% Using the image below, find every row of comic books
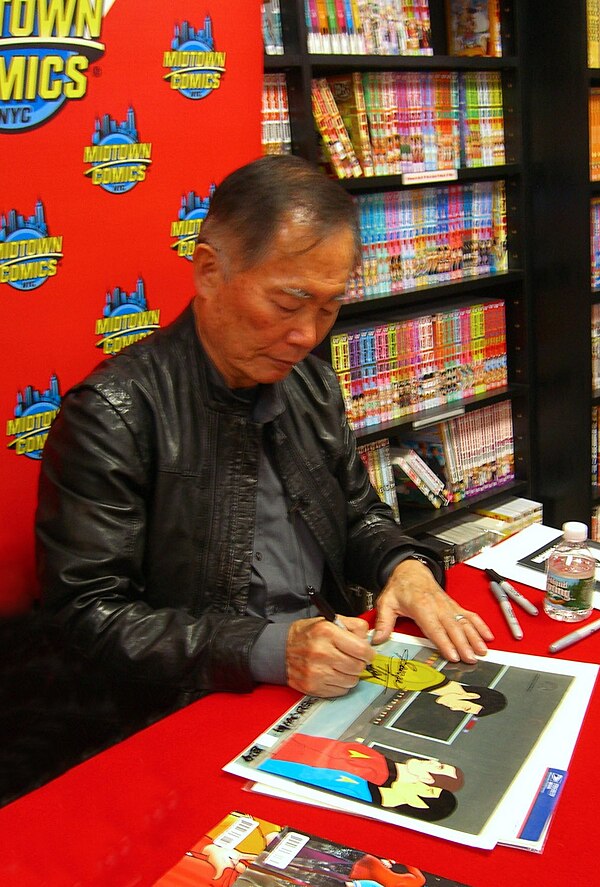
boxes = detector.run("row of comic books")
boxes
[399,401,515,504]
[346,180,508,302]
[358,402,514,514]
[262,74,292,156]
[312,71,505,180]
[153,810,472,886]
[303,0,433,56]
[329,300,507,431]
[262,0,502,59]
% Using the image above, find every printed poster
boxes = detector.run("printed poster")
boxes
[224,633,598,850]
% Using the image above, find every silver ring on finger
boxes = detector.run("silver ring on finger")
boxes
[453,613,467,623]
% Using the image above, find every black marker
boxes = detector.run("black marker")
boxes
[307,586,348,631]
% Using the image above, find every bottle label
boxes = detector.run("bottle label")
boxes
[545,571,595,609]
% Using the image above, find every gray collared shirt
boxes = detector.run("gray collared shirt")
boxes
[206,363,323,684]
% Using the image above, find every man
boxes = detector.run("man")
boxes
[36,155,491,724]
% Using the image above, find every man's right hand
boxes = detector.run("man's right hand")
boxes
[285,616,374,697]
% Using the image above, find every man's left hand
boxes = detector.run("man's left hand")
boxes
[371,559,494,663]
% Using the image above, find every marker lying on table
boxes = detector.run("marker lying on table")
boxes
[307,586,348,631]
[485,568,539,616]
[549,616,600,654]
[488,576,524,640]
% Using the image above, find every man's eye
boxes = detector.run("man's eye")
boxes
[275,302,298,314]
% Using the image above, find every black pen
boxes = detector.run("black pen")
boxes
[307,586,348,631]
[485,568,539,616]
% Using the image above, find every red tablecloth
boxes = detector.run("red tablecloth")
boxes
[0,562,598,887]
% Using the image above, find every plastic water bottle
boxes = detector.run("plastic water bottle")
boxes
[544,522,596,621]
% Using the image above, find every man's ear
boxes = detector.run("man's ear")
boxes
[193,242,223,298]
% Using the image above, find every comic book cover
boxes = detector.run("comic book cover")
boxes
[240,825,472,887]
[153,811,282,886]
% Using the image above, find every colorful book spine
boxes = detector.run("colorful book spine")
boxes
[262,0,284,54]
[589,0,600,68]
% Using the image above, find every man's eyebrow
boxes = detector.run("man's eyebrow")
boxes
[281,286,311,299]
[281,286,346,302]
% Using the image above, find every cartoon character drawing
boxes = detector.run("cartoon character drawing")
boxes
[361,656,507,717]
[258,734,463,822]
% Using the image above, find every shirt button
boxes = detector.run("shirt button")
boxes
[255,551,262,561]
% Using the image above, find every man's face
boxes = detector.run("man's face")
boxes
[193,218,356,388]
[404,757,458,784]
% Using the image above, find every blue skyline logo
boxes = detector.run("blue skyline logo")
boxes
[170,185,215,260]
[83,106,153,194]
[0,200,63,291]
[1,0,106,133]
[95,277,161,355]
[163,14,226,100]
[6,374,61,460]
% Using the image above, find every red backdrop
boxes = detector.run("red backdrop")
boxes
[0,0,262,612]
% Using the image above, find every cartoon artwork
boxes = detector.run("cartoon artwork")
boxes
[258,734,463,822]
[224,634,593,849]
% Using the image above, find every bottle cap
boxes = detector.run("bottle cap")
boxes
[562,521,588,542]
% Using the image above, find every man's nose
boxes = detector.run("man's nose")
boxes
[286,313,319,350]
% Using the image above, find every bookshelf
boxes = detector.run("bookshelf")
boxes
[522,0,594,531]
[264,0,533,535]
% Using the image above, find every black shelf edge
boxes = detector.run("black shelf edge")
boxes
[307,54,519,72]
[338,270,525,320]
[264,53,303,69]
[399,479,529,536]
[353,385,527,445]
[337,165,520,194]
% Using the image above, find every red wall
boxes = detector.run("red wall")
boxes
[0,0,262,612]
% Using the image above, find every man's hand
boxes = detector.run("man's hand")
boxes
[372,559,494,663]
[286,616,374,698]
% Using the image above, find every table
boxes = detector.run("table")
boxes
[0,562,598,887]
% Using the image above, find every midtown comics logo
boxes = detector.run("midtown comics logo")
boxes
[170,185,215,260]
[162,13,226,99]
[6,373,61,460]
[83,106,152,194]
[0,0,106,133]
[0,200,63,290]
[95,276,160,355]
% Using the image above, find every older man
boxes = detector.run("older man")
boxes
[36,155,491,722]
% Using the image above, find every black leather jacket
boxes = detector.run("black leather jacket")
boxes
[36,304,443,709]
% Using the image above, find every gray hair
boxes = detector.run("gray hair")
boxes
[197,155,361,273]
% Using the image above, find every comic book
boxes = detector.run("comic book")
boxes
[153,810,473,887]
[153,811,282,886]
